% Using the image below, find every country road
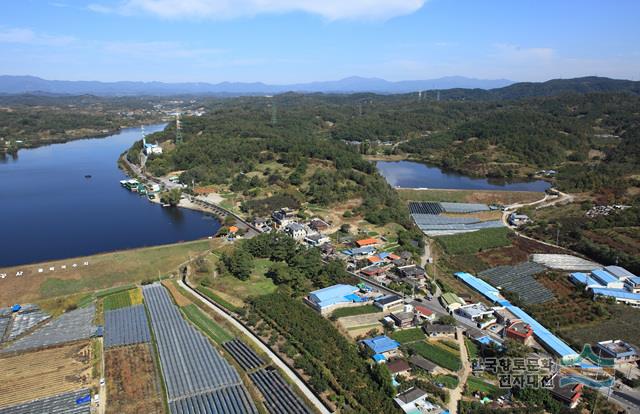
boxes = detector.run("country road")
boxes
[177,279,333,414]
[447,327,472,414]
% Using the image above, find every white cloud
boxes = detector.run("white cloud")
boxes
[88,0,426,21]
[0,27,75,46]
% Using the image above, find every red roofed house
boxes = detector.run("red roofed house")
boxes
[228,226,239,234]
[388,253,401,261]
[505,320,533,344]
[414,305,435,322]
[368,256,382,264]
[386,358,411,376]
[361,267,385,277]
[356,238,379,247]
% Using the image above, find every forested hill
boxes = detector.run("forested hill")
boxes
[433,76,640,101]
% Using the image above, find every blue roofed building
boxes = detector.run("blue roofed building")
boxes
[569,272,602,289]
[624,276,640,294]
[305,284,368,315]
[591,287,640,307]
[362,335,401,360]
[591,269,625,289]
[454,271,578,361]
[604,265,637,281]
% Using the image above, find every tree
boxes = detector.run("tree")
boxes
[222,248,254,280]
[160,188,182,206]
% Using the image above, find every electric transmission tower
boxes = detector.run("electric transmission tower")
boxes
[175,112,183,144]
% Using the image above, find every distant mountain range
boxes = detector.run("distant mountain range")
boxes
[1,75,639,99]
[0,75,514,96]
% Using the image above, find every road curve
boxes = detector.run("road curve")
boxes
[177,279,333,414]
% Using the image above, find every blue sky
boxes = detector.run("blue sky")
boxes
[1,0,639,83]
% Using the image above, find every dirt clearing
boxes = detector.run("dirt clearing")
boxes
[105,343,164,414]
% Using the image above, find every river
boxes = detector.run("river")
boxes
[0,124,220,267]
[376,160,551,192]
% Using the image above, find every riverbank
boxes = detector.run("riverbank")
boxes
[1,118,162,155]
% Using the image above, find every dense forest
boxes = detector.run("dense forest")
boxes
[139,78,639,198]
[143,95,413,227]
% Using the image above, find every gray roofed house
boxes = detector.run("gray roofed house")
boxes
[395,387,426,404]
[423,324,456,337]
[409,355,439,373]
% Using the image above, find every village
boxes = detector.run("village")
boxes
[219,203,640,414]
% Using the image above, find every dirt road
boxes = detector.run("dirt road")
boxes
[177,279,332,414]
[447,327,472,414]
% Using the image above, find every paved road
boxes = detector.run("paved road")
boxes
[177,279,333,414]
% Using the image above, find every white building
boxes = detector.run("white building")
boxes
[458,303,494,322]
[305,233,330,247]
[284,222,306,241]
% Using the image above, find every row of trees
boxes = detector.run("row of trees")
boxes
[250,292,401,413]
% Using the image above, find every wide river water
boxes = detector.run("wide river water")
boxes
[0,124,220,267]
[377,160,551,192]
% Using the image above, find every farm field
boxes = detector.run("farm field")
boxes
[397,188,542,205]
[390,328,425,344]
[199,258,277,307]
[105,343,164,414]
[0,342,92,408]
[103,288,142,311]
[336,312,385,339]
[465,376,503,398]
[436,227,511,255]
[331,304,381,318]
[476,235,565,267]
[435,374,459,389]
[407,340,461,372]
[0,240,212,305]
[181,304,233,344]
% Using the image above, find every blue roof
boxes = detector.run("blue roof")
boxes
[455,272,504,303]
[372,353,386,362]
[309,284,358,309]
[506,305,577,358]
[363,335,400,354]
[627,276,640,286]
[378,252,391,259]
[591,269,619,285]
[591,288,640,301]
[570,272,602,287]
[344,294,366,302]
[476,335,503,348]
[454,271,577,359]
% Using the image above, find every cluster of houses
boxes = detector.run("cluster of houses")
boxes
[252,207,335,253]
[585,204,631,218]
[339,239,429,289]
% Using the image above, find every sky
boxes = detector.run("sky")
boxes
[1,0,639,84]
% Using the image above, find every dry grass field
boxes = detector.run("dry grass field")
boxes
[397,188,543,205]
[105,344,164,414]
[0,343,92,408]
[0,240,212,305]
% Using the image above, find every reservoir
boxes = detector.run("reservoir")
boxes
[0,124,220,267]
[377,160,551,192]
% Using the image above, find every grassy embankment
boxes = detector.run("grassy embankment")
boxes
[0,239,212,311]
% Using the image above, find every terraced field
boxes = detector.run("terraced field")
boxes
[0,343,92,408]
